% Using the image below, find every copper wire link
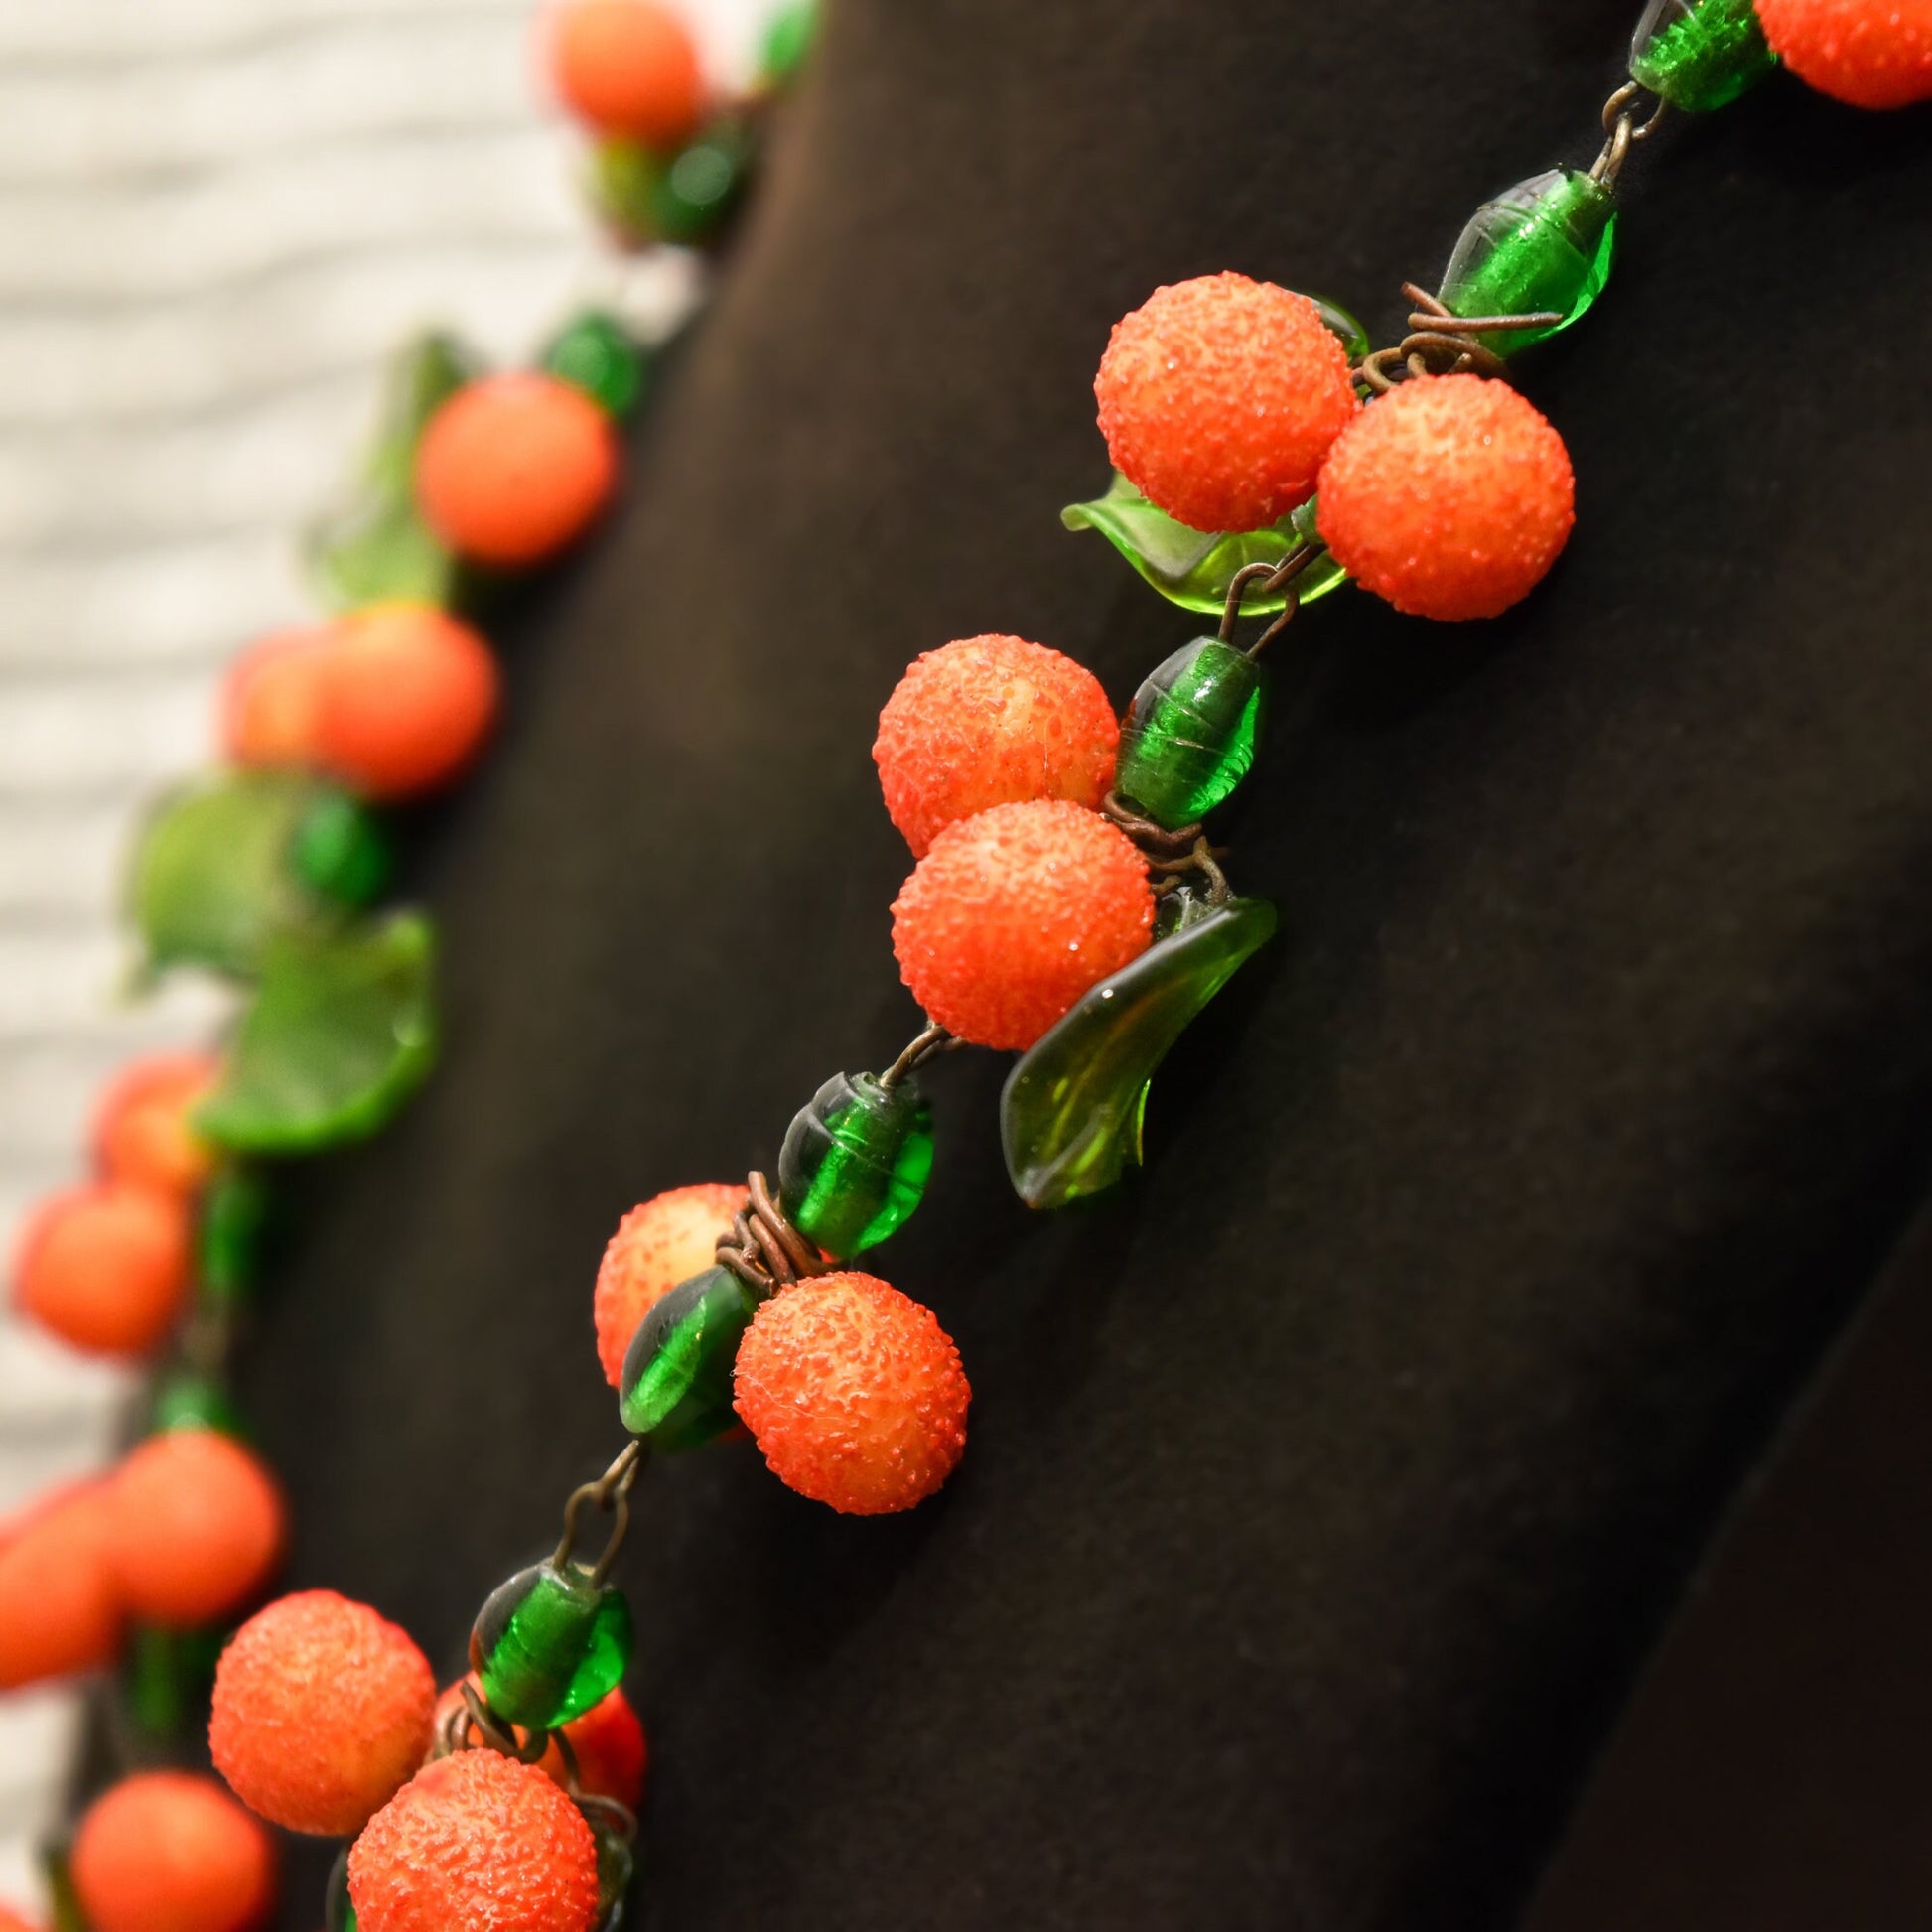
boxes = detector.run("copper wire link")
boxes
[716,1170,833,1298]
[552,1437,646,1586]
[1102,792,1232,905]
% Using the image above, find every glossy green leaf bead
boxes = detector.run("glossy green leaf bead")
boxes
[759,0,815,87]
[1439,168,1618,357]
[1630,0,1776,110]
[542,310,648,421]
[618,1264,758,1450]
[197,1168,271,1302]
[292,790,391,909]
[470,1562,633,1731]
[1116,639,1265,830]
[325,1846,357,1932]
[777,1072,934,1259]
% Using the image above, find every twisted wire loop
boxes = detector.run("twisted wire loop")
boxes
[437,1678,554,1766]
[880,1020,962,1090]
[1354,286,1564,395]
[716,1170,833,1299]
[1216,540,1330,659]
[1590,79,1667,188]
[552,1437,647,1585]
[1103,792,1232,905]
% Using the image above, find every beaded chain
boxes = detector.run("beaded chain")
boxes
[14,1,1932,1930]
[0,7,810,1932]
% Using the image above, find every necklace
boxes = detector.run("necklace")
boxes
[28,1,1932,1929]
[0,7,809,1931]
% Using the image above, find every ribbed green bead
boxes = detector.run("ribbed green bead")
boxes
[542,310,647,421]
[1630,0,1777,111]
[618,1264,757,1450]
[1116,639,1265,830]
[325,1848,357,1932]
[291,791,391,909]
[778,1072,934,1259]
[470,1563,632,1731]
[196,1169,270,1302]
[1439,169,1618,357]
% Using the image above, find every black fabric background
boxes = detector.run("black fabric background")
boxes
[218,2,1932,1925]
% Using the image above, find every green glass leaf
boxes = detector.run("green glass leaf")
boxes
[1001,896,1277,1209]
[1063,475,1347,616]
[326,1847,358,1932]
[128,771,355,977]
[194,912,438,1155]
[759,0,816,87]
[1311,293,1371,363]
[306,333,473,612]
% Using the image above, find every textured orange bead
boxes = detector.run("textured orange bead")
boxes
[1754,0,1932,106]
[71,1772,277,1932]
[892,799,1153,1051]
[0,1905,44,1932]
[310,604,500,801]
[0,1483,121,1690]
[735,1272,970,1515]
[92,1052,220,1196]
[349,1749,601,1932]
[593,1182,746,1387]
[873,636,1120,858]
[1316,373,1576,622]
[210,1590,436,1836]
[1095,272,1359,533]
[546,0,706,146]
[415,373,620,568]
[222,626,335,769]
[106,1429,287,1630]
[14,1182,193,1358]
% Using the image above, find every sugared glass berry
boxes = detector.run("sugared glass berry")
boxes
[415,373,620,568]
[1316,374,1576,621]
[1115,637,1265,829]
[0,1482,120,1690]
[471,1563,633,1731]
[593,1182,746,1387]
[873,635,1119,858]
[1095,273,1359,533]
[72,1772,277,1932]
[92,1053,220,1196]
[891,799,1154,1051]
[547,0,706,148]
[349,1750,600,1932]
[778,1071,934,1259]
[1752,0,1932,106]
[106,1429,287,1630]
[13,1182,193,1358]
[223,625,335,770]
[734,1272,970,1514]
[210,1591,436,1836]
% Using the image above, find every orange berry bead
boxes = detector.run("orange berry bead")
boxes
[349,1749,601,1932]
[1094,271,1358,533]
[734,1272,970,1515]
[1754,0,1932,106]
[0,1484,121,1689]
[546,0,706,146]
[210,1590,436,1835]
[92,1052,220,1196]
[106,1429,286,1629]
[593,1182,746,1387]
[415,373,620,568]
[1316,373,1576,622]
[14,1182,193,1358]
[0,1905,44,1932]
[71,1772,276,1932]
[873,635,1120,859]
[310,604,500,801]
[222,625,335,769]
[892,798,1153,1051]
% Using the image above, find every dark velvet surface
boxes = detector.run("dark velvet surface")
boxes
[227,3,1932,1926]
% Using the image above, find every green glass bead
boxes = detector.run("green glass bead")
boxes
[1630,0,1776,110]
[196,1168,271,1301]
[542,310,648,421]
[1439,169,1618,357]
[649,117,753,246]
[759,0,815,87]
[777,1072,934,1259]
[1115,639,1265,831]
[291,791,391,909]
[470,1562,633,1731]
[618,1264,757,1450]
[150,1372,243,1438]
[1002,895,1278,1208]
[325,1848,357,1932]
